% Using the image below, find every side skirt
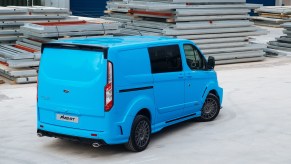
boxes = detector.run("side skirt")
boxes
[151,112,201,133]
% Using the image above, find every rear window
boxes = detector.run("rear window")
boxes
[41,48,104,82]
[148,45,182,74]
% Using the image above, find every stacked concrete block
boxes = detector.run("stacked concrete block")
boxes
[267,22,291,54]
[103,0,267,64]
[252,6,291,27]
[0,5,120,84]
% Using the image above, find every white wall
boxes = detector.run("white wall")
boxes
[276,0,291,5]
[42,0,70,9]
[276,0,282,5]
[283,0,291,5]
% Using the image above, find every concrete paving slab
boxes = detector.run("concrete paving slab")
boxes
[0,56,291,163]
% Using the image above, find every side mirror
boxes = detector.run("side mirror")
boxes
[207,56,215,69]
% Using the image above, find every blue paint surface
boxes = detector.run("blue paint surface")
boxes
[70,0,107,17]
[37,36,223,145]
[246,0,275,6]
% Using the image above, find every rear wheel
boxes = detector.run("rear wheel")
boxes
[199,93,220,122]
[125,115,151,152]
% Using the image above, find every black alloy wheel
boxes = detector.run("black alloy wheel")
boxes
[199,93,220,122]
[125,115,151,152]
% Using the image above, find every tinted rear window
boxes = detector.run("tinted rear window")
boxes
[41,48,105,82]
[148,45,182,74]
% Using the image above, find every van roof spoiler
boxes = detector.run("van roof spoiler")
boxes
[41,43,109,59]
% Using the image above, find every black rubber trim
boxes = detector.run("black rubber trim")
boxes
[119,86,153,93]
[166,113,196,123]
[37,129,107,145]
[119,126,123,135]
[202,87,208,98]
[41,43,109,59]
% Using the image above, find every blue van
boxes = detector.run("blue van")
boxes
[37,36,223,152]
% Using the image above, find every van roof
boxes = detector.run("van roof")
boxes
[53,36,188,48]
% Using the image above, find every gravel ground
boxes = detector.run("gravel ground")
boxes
[1,27,291,164]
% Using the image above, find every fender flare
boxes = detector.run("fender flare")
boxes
[121,96,155,136]
[201,81,220,104]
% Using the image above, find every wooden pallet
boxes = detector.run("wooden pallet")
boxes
[128,9,175,22]
[253,21,282,28]
[260,13,291,19]
[0,79,4,84]
[132,15,175,23]
[106,9,175,22]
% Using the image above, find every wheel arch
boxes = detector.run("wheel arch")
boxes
[202,81,223,107]
[209,89,219,99]
[208,89,220,105]
[136,108,152,122]
[121,96,155,137]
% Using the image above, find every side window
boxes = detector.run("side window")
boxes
[148,45,182,74]
[183,44,206,70]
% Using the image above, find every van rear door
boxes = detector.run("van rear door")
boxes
[38,44,107,131]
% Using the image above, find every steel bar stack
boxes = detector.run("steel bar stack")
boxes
[252,6,291,27]
[103,0,266,64]
[266,22,291,54]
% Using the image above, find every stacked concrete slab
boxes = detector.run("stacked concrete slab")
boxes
[20,19,120,38]
[0,19,120,84]
[0,44,38,84]
[266,23,291,54]
[103,0,266,64]
[0,6,71,83]
[252,6,291,27]
[0,5,120,84]
[0,6,71,44]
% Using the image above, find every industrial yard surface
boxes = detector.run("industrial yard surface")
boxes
[1,27,291,163]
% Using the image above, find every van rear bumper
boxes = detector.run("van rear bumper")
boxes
[37,129,107,145]
[37,122,129,145]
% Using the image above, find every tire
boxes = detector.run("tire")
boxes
[124,115,151,152]
[198,93,220,122]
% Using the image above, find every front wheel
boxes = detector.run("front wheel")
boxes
[124,115,151,152]
[199,93,220,122]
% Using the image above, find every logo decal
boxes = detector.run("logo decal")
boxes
[64,90,70,93]
[60,115,75,121]
[56,114,78,123]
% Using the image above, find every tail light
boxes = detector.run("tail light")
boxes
[105,61,113,111]
[36,77,38,102]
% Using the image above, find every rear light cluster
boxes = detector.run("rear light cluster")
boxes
[105,61,113,111]
[36,78,38,102]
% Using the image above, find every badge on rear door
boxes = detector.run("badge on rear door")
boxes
[64,90,70,93]
[56,114,79,123]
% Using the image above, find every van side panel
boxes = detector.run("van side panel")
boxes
[114,48,153,88]
[111,48,155,136]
